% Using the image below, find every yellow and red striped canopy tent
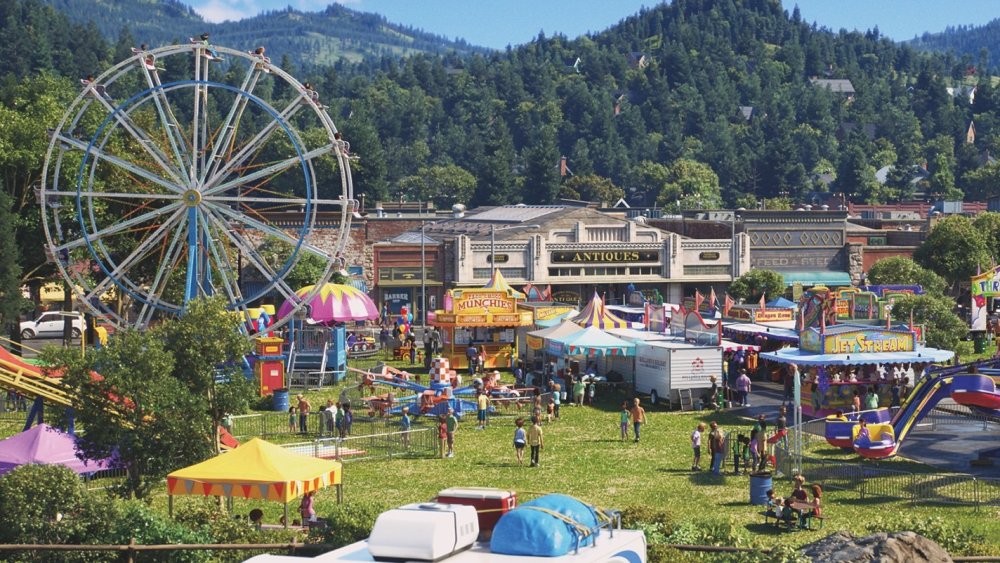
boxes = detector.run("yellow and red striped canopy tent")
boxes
[166,438,341,504]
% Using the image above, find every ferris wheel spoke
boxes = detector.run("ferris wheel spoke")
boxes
[49,190,182,201]
[202,208,299,303]
[141,66,194,175]
[200,67,263,186]
[88,95,188,186]
[205,202,328,257]
[203,144,333,197]
[135,218,188,325]
[86,206,188,301]
[201,98,306,189]
[56,133,184,195]
[199,209,245,308]
[59,201,183,252]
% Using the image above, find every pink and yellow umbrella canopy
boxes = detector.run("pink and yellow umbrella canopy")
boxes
[277,283,379,323]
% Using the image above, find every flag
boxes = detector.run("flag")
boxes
[709,287,718,312]
[723,293,735,317]
[759,293,766,312]
[694,290,705,312]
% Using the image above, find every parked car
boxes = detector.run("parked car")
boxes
[20,311,84,339]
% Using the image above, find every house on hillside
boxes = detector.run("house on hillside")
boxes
[626,52,649,69]
[946,85,976,105]
[810,78,856,100]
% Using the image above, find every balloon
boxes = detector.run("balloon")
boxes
[407,313,413,323]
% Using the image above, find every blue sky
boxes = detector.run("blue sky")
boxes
[189,0,999,50]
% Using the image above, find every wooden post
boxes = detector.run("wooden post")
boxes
[168,495,173,518]
[336,483,343,504]
[283,502,289,529]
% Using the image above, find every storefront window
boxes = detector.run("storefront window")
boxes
[473,268,526,279]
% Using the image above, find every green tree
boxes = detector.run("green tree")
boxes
[865,256,947,296]
[257,236,332,291]
[398,164,476,208]
[0,191,27,337]
[654,159,723,211]
[891,294,968,351]
[154,297,255,455]
[914,215,990,291]
[561,174,624,204]
[972,212,1000,265]
[728,269,785,303]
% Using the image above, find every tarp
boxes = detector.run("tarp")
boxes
[166,438,341,503]
[572,293,629,329]
[549,326,635,357]
[760,346,954,367]
[0,424,111,476]
[766,297,797,308]
[528,319,584,352]
[534,309,579,327]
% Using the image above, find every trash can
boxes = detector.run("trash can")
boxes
[272,388,290,412]
[749,472,772,505]
[974,334,987,354]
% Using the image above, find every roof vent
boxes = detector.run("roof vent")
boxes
[452,204,466,219]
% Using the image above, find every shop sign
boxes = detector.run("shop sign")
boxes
[383,289,412,315]
[835,299,850,317]
[551,250,659,263]
[699,252,720,261]
[487,254,509,263]
[533,306,574,321]
[453,291,516,314]
[726,307,752,321]
[825,330,915,354]
[753,309,794,322]
[551,291,580,304]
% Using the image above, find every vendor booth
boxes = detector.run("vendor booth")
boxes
[760,288,954,416]
[167,438,342,527]
[525,319,584,373]
[429,270,533,370]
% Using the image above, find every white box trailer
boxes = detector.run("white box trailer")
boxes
[632,339,722,407]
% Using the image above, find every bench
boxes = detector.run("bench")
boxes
[761,510,824,531]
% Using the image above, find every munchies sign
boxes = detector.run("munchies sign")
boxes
[453,291,516,314]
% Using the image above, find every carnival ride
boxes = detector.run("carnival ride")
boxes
[39,42,355,333]
[824,365,1000,459]
[344,357,532,419]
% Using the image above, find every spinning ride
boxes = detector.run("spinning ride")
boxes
[39,43,355,331]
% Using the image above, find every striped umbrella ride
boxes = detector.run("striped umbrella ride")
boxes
[277,283,379,324]
[572,292,629,329]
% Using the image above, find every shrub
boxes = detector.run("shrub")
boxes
[314,500,387,548]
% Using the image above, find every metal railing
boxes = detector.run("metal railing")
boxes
[279,427,436,462]
[771,410,1000,511]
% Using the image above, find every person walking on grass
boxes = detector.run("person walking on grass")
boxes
[573,377,585,406]
[709,421,724,475]
[619,401,631,441]
[437,414,448,459]
[552,384,562,419]
[445,407,458,457]
[630,397,647,443]
[476,390,489,430]
[297,395,311,434]
[513,417,527,465]
[736,369,752,407]
[400,406,412,449]
[527,415,544,467]
[692,422,705,470]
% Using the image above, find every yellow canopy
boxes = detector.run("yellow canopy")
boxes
[166,438,341,503]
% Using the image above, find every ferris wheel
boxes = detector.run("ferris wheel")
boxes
[39,42,355,331]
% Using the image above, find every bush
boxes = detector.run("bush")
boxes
[105,502,213,563]
[0,464,89,544]
[313,500,387,548]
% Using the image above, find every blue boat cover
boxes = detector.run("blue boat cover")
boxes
[490,494,600,557]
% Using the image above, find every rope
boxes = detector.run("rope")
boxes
[519,506,592,539]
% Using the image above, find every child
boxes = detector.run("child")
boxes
[513,417,527,465]
[546,395,555,423]
[691,423,705,470]
[552,384,561,419]
[630,398,646,443]
[619,401,630,441]
[765,490,784,526]
[802,484,823,528]
[586,381,596,405]
[288,406,297,433]
[437,414,448,459]
[733,434,750,474]
[527,415,544,467]
[445,407,458,458]
[749,428,761,472]
[400,406,412,449]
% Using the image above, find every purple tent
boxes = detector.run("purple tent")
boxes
[0,424,111,476]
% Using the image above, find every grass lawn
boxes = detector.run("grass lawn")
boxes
[160,361,1000,560]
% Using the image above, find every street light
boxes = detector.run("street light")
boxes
[489,224,541,273]
[420,220,426,328]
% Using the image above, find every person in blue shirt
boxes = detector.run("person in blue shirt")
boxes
[400,406,412,449]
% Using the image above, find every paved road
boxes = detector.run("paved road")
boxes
[7,336,82,360]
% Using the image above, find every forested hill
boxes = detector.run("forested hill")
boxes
[6,0,1000,215]
[40,0,484,65]
[908,19,1000,73]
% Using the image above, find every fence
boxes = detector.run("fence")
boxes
[279,427,436,462]
[771,411,1000,511]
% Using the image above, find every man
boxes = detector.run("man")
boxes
[736,369,752,407]
[296,394,311,434]
[466,345,478,375]
[445,407,458,457]
[709,421,724,475]
[431,327,442,356]
[422,329,433,368]
[323,399,337,436]
[630,397,647,443]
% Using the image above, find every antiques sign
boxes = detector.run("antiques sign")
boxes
[551,250,659,263]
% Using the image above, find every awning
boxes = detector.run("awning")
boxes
[780,271,852,287]
[723,322,800,343]
[760,346,954,367]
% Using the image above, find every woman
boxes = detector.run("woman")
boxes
[708,375,719,410]
[299,491,317,523]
